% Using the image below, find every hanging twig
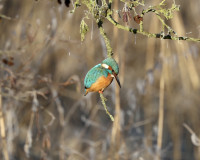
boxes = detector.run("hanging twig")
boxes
[99,93,114,121]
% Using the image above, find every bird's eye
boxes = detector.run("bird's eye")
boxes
[112,69,114,72]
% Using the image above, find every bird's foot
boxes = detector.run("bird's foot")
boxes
[99,91,107,101]
[98,90,103,94]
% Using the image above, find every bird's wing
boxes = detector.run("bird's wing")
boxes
[84,64,108,89]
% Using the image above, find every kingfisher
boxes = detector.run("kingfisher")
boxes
[84,57,121,96]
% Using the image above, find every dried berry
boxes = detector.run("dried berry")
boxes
[134,15,143,24]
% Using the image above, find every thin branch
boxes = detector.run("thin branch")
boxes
[141,7,177,34]
[99,93,114,121]
[106,14,200,42]
[98,20,113,58]
[50,86,65,126]
[41,107,56,129]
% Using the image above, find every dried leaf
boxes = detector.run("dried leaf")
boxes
[2,57,14,66]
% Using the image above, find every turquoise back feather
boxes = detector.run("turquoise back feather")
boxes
[84,64,109,89]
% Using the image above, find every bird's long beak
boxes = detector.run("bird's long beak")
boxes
[113,73,121,88]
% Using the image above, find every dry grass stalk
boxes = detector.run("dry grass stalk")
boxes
[0,86,10,160]
[156,41,166,160]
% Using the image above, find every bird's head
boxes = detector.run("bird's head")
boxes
[101,58,121,88]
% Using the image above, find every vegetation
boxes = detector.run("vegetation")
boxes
[0,0,200,160]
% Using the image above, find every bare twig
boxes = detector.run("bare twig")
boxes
[41,107,56,129]
[50,86,65,126]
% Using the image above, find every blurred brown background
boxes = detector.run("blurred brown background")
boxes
[0,0,200,160]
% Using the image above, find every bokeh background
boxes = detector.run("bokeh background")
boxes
[0,0,200,160]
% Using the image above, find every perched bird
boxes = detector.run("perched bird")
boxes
[84,57,121,96]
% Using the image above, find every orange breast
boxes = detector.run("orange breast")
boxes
[86,73,113,93]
